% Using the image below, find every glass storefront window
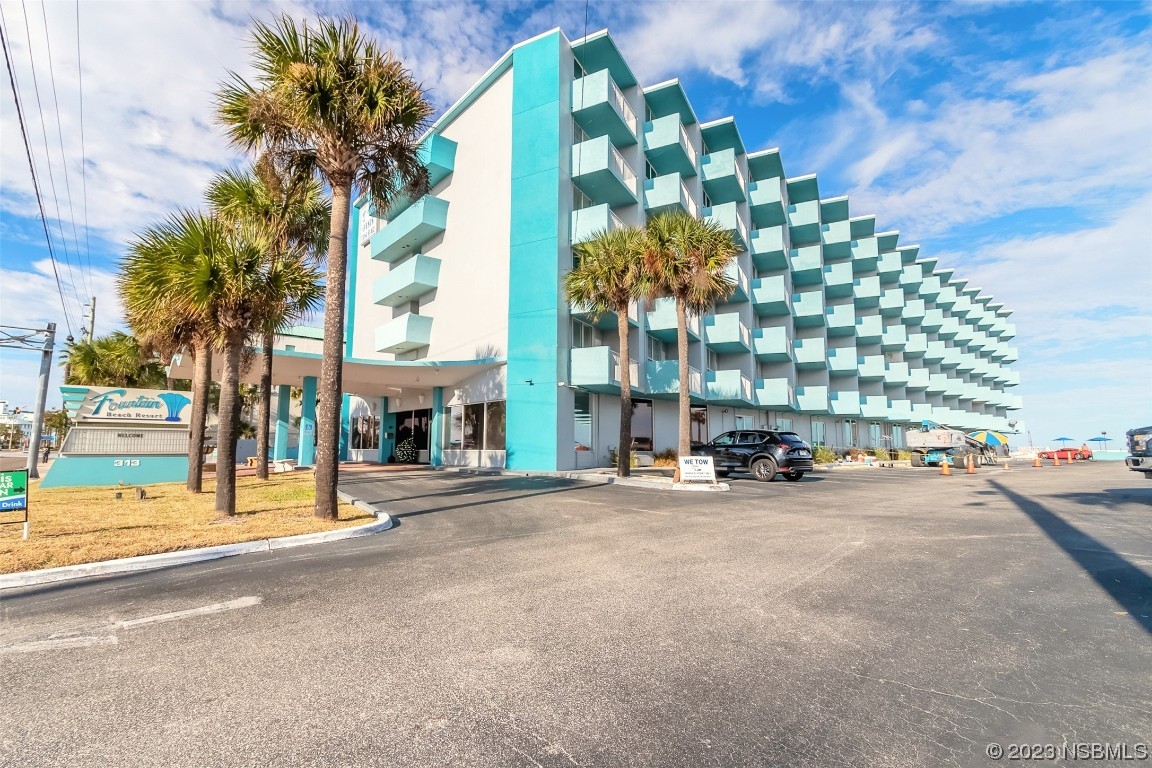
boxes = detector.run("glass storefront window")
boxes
[574,392,593,450]
[463,403,485,450]
[485,401,506,451]
[351,415,379,450]
[689,405,707,445]
[448,400,508,452]
[630,399,653,451]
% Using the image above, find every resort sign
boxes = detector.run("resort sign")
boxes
[75,387,194,424]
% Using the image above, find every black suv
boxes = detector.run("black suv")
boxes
[693,430,814,482]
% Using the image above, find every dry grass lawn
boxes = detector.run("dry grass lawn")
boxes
[1,472,371,574]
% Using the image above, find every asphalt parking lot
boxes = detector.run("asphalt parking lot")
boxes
[2,461,1149,767]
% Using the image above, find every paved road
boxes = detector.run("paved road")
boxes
[2,463,1149,767]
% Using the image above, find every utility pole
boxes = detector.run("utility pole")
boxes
[86,297,95,343]
[26,323,56,479]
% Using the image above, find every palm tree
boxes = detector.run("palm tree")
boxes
[121,223,218,493]
[122,211,321,515]
[206,157,330,480]
[217,15,433,519]
[61,332,168,388]
[564,227,647,477]
[642,212,741,480]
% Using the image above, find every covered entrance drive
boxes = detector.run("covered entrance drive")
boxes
[167,330,502,469]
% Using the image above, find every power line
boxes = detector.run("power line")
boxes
[17,0,86,318]
[39,0,90,298]
[0,7,76,336]
[74,0,93,307]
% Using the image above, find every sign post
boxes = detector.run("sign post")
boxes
[678,455,718,484]
[0,468,30,540]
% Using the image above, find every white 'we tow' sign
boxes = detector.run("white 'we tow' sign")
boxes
[678,455,717,483]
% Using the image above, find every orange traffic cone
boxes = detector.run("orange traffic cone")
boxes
[1033,456,1042,468]
[1053,454,1061,466]
[966,455,977,474]
[1002,460,1010,471]
[941,458,952,476]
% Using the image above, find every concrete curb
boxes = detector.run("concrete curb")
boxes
[447,467,731,492]
[0,492,395,591]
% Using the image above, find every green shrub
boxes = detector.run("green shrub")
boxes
[813,445,839,464]
[870,448,893,461]
[608,448,639,468]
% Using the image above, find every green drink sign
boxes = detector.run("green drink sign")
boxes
[1,469,29,512]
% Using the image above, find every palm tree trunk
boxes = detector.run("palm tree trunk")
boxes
[255,330,274,480]
[675,296,691,482]
[215,337,243,516]
[187,345,212,493]
[616,305,632,478]
[314,178,352,519]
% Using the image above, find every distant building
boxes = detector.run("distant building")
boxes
[0,401,35,447]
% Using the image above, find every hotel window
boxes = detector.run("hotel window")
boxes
[574,391,593,451]
[572,320,599,349]
[707,350,719,371]
[448,400,507,452]
[702,189,713,209]
[647,335,666,361]
[573,184,593,211]
[690,405,708,445]
[844,419,858,446]
[812,419,826,446]
[645,159,657,181]
[572,120,589,145]
[870,422,882,447]
[776,417,793,432]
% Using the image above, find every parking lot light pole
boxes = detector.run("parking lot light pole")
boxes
[26,323,56,479]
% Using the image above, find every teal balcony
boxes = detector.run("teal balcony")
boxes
[570,346,640,395]
[885,361,910,386]
[793,290,826,327]
[905,333,928,358]
[934,285,957,307]
[912,403,934,422]
[852,275,881,306]
[879,287,905,316]
[570,299,639,331]
[751,275,790,316]
[644,172,698,218]
[646,297,700,342]
[700,148,746,204]
[1001,322,1017,340]
[794,337,827,370]
[825,303,855,336]
[954,326,976,349]
[888,399,913,422]
[823,261,854,298]
[881,324,907,351]
[899,265,924,292]
[920,308,944,332]
[752,326,791,361]
[722,261,750,303]
[704,201,749,250]
[955,354,977,373]
[940,349,962,369]
[748,179,785,228]
[1002,347,1019,363]
[749,225,788,270]
[901,298,926,324]
[642,113,697,177]
[952,295,973,317]
[858,355,886,381]
[906,368,930,390]
[924,340,947,363]
[988,343,1008,362]
[938,318,961,339]
[374,313,432,354]
[571,203,626,244]
[373,254,441,307]
[796,385,829,413]
[850,237,879,273]
[376,134,457,219]
[790,244,823,286]
[828,346,858,376]
[829,390,861,416]
[919,275,942,300]
[573,135,639,207]
[855,314,884,344]
[860,395,888,419]
[572,69,638,147]
[821,219,852,261]
[975,312,996,331]
[786,199,821,245]
[646,359,703,400]
[755,378,796,410]
[370,195,449,263]
[706,369,754,406]
[877,250,903,283]
[703,312,751,353]
[926,373,949,394]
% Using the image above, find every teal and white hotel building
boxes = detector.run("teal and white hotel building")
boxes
[176,28,1022,471]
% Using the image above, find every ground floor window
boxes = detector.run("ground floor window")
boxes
[447,400,506,451]
[844,419,858,447]
[812,419,826,446]
[690,405,707,445]
[776,417,793,432]
[350,414,379,450]
[630,399,653,450]
[574,392,593,451]
[869,422,882,447]
[892,425,905,449]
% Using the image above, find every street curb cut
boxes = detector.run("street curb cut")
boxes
[0,492,394,591]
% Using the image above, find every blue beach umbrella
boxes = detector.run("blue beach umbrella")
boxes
[1054,437,1074,445]
[1087,436,1110,449]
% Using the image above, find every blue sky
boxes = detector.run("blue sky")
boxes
[1,0,1150,448]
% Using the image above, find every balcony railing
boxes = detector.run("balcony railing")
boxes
[610,77,638,136]
[611,145,637,195]
[613,351,641,389]
[679,122,697,168]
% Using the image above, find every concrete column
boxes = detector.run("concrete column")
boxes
[430,387,444,467]
[339,393,351,462]
[299,376,317,467]
[378,397,389,463]
[273,385,291,461]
